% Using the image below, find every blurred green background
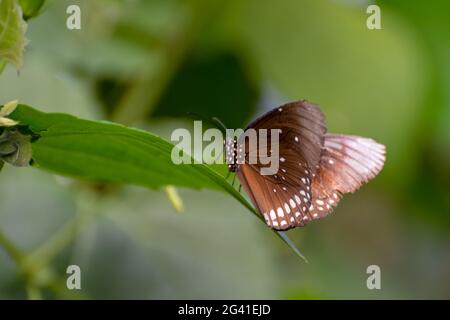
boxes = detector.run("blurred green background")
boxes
[0,0,449,299]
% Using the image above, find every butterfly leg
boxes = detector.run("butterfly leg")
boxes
[231,173,236,187]
[238,184,242,193]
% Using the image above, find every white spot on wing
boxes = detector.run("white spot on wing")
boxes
[289,199,296,208]
[270,210,276,220]
[277,207,284,218]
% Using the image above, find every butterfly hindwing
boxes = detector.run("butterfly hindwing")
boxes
[308,134,386,219]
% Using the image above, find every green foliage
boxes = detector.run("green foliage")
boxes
[0,0,27,70]
[10,105,228,190]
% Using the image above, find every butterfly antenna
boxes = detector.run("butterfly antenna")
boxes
[185,113,228,135]
[211,117,228,132]
[185,113,232,168]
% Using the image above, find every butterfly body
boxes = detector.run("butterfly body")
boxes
[225,136,239,172]
[229,100,386,231]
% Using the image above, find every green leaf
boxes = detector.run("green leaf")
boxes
[18,0,45,20]
[9,104,306,261]
[0,0,27,69]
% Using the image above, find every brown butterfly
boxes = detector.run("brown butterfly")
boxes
[227,100,386,230]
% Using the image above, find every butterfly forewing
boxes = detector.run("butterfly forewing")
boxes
[308,134,386,219]
[243,101,326,174]
[236,101,327,230]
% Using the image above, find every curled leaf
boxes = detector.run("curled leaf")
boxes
[0,139,17,155]
[0,128,31,166]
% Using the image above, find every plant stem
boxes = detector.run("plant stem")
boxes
[0,229,44,299]
[26,192,97,271]
[164,185,184,213]
[0,228,24,264]
[26,285,42,300]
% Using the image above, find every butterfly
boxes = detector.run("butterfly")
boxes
[226,100,386,231]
